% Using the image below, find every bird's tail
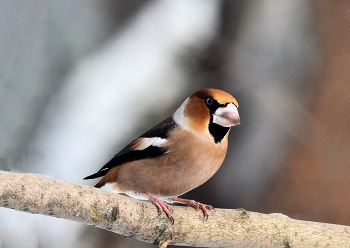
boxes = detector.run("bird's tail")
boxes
[83,171,107,188]
[83,170,107,180]
[84,167,120,188]
[94,180,105,188]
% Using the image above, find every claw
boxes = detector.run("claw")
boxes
[141,192,174,223]
[172,197,214,220]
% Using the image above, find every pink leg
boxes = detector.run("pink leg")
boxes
[141,192,174,222]
[172,197,214,220]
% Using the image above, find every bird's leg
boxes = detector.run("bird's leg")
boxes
[141,192,174,222]
[172,197,214,220]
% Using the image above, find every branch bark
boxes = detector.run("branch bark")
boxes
[1,171,350,247]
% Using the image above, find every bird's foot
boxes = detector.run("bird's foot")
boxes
[141,192,174,223]
[172,197,214,220]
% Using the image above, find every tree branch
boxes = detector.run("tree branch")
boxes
[1,171,350,247]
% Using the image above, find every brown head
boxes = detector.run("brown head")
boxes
[173,88,240,143]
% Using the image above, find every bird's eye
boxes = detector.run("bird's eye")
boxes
[205,97,214,106]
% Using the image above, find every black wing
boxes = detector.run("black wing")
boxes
[83,117,177,180]
[140,116,177,139]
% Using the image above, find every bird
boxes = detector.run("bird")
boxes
[84,88,240,222]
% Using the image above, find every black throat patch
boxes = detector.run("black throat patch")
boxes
[204,97,231,143]
[208,122,230,143]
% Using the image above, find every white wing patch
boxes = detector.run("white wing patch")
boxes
[137,137,167,150]
[129,137,168,151]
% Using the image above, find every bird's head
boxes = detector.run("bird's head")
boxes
[173,88,240,143]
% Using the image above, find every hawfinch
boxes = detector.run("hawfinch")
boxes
[84,88,240,221]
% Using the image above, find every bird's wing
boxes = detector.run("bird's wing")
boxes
[83,117,177,180]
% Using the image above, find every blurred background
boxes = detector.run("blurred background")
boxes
[1,0,350,247]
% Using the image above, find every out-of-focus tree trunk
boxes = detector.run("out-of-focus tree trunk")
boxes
[261,1,350,225]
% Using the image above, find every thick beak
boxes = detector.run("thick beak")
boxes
[212,103,240,127]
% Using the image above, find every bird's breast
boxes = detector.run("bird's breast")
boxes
[115,127,228,197]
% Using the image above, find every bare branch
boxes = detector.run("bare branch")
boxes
[1,171,350,247]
